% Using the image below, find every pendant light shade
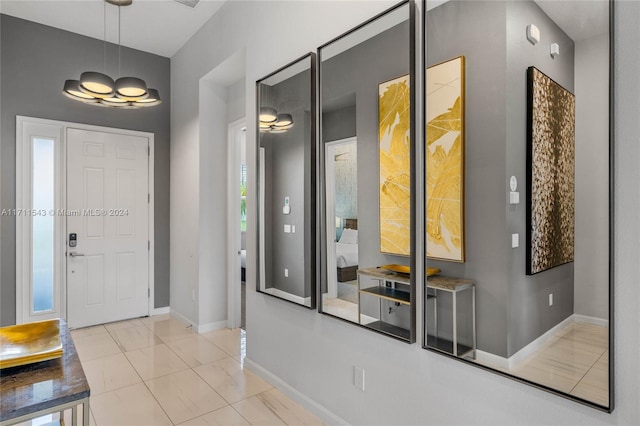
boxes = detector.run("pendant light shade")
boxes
[62,0,161,109]
[274,113,293,127]
[102,96,130,107]
[115,77,148,100]
[132,88,162,107]
[259,107,278,123]
[79,71,115,98]
[63,80,98,103]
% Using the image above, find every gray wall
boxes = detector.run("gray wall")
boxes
[170,0,640,424]
[321,20,411,327]
[426,1,510,356]
[322,104,356,143]
[322,21,410,269]
[505,0,575,356]
[426,0,582,357]
[574,33,609,320]
[261,70,312,298]
[0,14,170,325]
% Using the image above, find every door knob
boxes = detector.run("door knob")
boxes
[69,252,85,257]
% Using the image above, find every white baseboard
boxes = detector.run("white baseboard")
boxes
[478,314,609,370]
[169,308,227,334]
[475,350,509,370]
[169,308,197,329]
[152,307,170,316]
[508,315,574,369]
[196,320,227,334]
[261,287,311,306]
[574,314,609,327]
[244,358,350,426]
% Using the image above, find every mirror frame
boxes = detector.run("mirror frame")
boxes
[420,0,615,413]
[255,52,317,309]
[316,0,418,343]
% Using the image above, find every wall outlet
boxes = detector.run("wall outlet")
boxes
[549,293,554,306]
[284,268,288,277]
[354,366,365,391]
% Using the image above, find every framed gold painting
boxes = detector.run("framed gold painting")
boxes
[426,56,465,262]
[379,74,411,256]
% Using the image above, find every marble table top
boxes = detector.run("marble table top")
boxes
[427,275,475,292]
[357,266,411,284]
[0,319,90,422]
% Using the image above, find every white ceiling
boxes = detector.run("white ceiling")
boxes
[0,0,608,58]
[0,0,227,57]
[534,1,608,41]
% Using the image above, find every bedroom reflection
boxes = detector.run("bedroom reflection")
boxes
[323,138,359,320]
[319,2,414,341]
[424,0,610,408]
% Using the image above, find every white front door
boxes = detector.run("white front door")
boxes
[66,128,149,328]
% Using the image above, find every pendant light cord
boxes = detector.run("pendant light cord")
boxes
[103,0,107,73]
[118,4,122,78]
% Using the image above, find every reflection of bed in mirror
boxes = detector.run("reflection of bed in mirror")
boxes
[337,219,358,282]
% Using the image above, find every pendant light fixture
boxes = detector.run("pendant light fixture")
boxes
[259,85,294,133]
[63,0,161,108]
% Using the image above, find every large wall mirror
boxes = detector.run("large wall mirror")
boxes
[423,0,613,411]
[318,1,417,342]
[256,53,316,308]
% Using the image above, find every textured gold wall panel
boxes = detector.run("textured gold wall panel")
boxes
[526,67,575,275]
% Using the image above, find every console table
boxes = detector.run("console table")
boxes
[0,319,90,426]
[426,275,476,358]
[357,266,412,342]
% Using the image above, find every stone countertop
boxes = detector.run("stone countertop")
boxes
[427,275,475,292]
[0,319,90,422]
[357,266,411,284]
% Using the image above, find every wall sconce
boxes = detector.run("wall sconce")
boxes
[550,43,560,58]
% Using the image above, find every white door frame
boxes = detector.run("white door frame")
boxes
[15,116,155,324]
[227,118,245,329]
[325,137,357,300]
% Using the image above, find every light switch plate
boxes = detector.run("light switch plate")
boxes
[510,191,520,204]
[512,233,519,248]
[284,224,291,233]
[291,225,296,233]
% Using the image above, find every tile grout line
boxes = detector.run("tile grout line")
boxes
[79,316,266,425]
[138,319,239,426]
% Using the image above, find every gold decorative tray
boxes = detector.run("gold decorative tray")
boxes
[0,318,63,369]
[380,264,441,277]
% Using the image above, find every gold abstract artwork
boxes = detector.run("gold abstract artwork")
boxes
[379,75,411,256]
[426,57,465,262]
[527,67,575,275]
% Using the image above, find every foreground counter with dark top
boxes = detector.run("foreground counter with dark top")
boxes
[0,319,90,425]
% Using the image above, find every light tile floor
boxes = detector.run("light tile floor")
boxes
[21,315,324,426]
[510,322,609,407]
